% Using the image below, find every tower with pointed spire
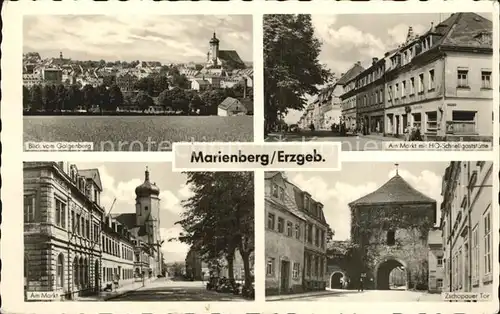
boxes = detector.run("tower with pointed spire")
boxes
[208,31,220,66]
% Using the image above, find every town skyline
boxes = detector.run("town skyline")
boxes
[284,12,492,124]
[75,162,192,263]
[284,162,449,242]
[23,15,253,64]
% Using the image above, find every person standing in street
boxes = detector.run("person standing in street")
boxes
[358,275,364,292]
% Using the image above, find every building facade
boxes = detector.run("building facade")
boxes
[338,62,365,131]
[384,14,492,140]
[428,228,444,293]
[24,162,163,300]
[348,170,437,290]
[265,172,330,296]
[440,161,493,294]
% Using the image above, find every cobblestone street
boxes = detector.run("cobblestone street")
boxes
[268,289,442,302]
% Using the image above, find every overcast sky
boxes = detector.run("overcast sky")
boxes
[284,12,492,124]
[284,162,449,241]
[75,162,193,263]
[23,15,253,64]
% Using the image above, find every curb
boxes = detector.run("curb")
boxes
[267,290,339,301]
[103,280,158,301]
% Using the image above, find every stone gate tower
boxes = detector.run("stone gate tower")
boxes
[349,167,436,290]
[135,167,161,253]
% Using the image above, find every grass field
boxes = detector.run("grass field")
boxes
[24,115,254,151]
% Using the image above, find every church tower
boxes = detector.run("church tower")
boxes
[135,167,160,246]
[209,32,220,66]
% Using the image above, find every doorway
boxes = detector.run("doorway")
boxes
[94,260,100,292]
[280,261,290,294]
[330,272,344,289]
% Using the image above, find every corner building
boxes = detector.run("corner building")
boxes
[24,162,163,300]
[265,172,329,296]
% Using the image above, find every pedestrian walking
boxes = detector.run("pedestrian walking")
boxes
[358,275,365,292]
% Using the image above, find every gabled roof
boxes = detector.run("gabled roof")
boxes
[113,213,136,229]
[79,169,102,191]
[336,63,365,85]
[438,13,492,50]
[349,174,436,206]
[218,50,246,69]
[218,97,247,112]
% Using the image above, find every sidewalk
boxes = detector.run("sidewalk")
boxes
[266,289,339,301]
[357,133,400,142]
[75,278,158,301]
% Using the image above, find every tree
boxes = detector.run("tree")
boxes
[95,84,109,113]
[176,172,254,289]
[42,84,56,112]
[134,77,155,96]
[64,85,82,111]
[264,14,331,134]
[82,84,96,111]
[157,89,172,110]
[108,84,124,111]
[189,94,204,114]
[200,89,227,115]
[135,92,154,112]
[30,85,43,111]
[153,75,169,95]
[54,84,67,111]
[169,87,189,113]
[171,73,190,89]
[23,86,30,110]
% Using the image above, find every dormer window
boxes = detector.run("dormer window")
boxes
[272,183,279,198]
[279,186,285,201]
[475,32,492,45]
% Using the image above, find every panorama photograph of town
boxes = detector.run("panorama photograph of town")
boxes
[22,15,254,151]
[24,162,255,301]
[264,13,493,151]
[265,161,493,301]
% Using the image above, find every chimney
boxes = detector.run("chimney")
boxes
[385,51,390,57]
[372,57,379,65]
[340,73,345,77]
[430,22,435,32]
[243,77,247,99]
[356,61,361,66]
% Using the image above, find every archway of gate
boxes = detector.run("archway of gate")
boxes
[374,257,409,290]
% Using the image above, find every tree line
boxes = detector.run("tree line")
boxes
[23,78,252,115]
[175,172,254,289]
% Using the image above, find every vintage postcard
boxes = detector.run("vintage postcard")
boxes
[264,13,495,151]
[22,15,254,152]
[23,162,255,302]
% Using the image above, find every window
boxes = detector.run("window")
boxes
[144,206,148,211]
[267,213,275,230]
[437,256,443,267]
[428,69,435,90]
[437,279,443,289]
[395,83,399,99]
[306,254,312,276]
[277,217,284,233]
[266,258,275,276]
[426,111,437,132]
[410,77,415,95]
[481,71,492,89]
[413,113,421,129]
[272,184,278,198]
[76,214,81,235]
[387,230,395,245]
[295,224,300,239]
[292,262,300,279]
[483,210,491,275]
[56,253,64,288]
[307,224,313,243]
[472,225,479,284]
[24,195,36,223]
[279,187,285,201]
[450,111,476,134]
[401,81,406,97]
[388,85,393,101]
[55,198,66,228]
[418,73,424,93]
[457,69,468,87]
[321,230,325,248]
[287,222,293,237]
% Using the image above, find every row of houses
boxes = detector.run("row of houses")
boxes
[300,13,493,141]
[265,172,330,295]
[24,162,163,300]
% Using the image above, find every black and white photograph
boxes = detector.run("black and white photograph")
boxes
[264,13,493,151]
[23,15,254,151]
[24,162,255,301]
[265,161,493,301]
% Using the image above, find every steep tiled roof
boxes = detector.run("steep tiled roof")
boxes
[218,97,247,112]
[218,50,246,70]
[79,169,102,191]
[113,213,136,229]
[439,13,492,49]
[349,174,436,206]
[336,63,365,85]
